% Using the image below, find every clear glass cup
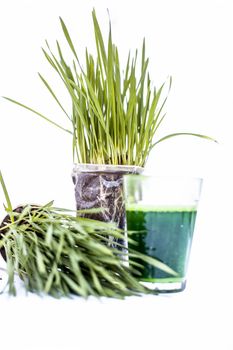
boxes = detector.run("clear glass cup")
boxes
[72,164,143,255]
[123,176,203,293]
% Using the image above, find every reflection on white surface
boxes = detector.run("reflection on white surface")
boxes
[1,243,233,350]
[0,288,232,350]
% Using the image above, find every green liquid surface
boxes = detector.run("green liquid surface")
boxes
[126,206,197,282]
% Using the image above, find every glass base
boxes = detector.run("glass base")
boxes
[141,279,187,293]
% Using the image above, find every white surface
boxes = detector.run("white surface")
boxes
[0,255,232,350]
[0,1,233,349]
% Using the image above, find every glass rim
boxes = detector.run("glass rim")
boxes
[73,163,144,174]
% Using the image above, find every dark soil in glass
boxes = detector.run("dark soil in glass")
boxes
[72,165,143,250]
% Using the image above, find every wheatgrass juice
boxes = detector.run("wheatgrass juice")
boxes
[126,205,197,288]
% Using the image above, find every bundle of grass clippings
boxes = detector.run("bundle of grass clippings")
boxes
[0,202,176,298]
[0,202,142,298]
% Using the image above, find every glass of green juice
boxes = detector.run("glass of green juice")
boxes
[123,176,203,293]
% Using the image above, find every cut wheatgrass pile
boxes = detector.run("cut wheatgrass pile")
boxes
[4,9,216,166]
[0,172,176,298]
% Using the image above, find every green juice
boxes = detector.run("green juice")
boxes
[126,206,197,283]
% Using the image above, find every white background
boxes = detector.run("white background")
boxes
[0,1,232,349]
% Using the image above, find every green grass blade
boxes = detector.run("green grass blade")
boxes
[0,171,14,223]
[92,9,107,71]
[152,133,218,147]
[38,73,71,120]
[59,17,80,65]
[129,252,178,276]
[3,97,72,134]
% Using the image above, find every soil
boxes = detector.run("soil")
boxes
[72,171,129,249]
[73,172,125,225]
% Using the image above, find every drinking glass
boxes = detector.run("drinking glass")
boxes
[123,176,203,293]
